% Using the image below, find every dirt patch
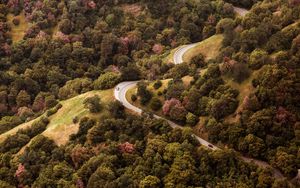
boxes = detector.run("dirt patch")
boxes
[7,11,29,42]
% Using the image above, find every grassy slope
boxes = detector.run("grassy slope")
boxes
[7,11,29,42]
[183,34,224,62]
[0,89,114,146]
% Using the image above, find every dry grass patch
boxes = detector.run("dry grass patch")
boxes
[183,34,223,63]
[7,11,29,42]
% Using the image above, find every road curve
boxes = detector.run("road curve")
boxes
[173,44,198,64]
[114,82,219,151]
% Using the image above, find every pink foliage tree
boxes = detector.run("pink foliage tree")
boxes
[2,43,11,55]
[15,163,25,180]
[7,0,19,9]
[119,142,135,154]
[152,44,164,54]
[162,98,181,115]
[55,31,70,43]
[276,107,294,123]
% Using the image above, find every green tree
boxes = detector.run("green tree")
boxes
[94,72,120,90]
[186,113,198,126]
[139,175,161,188]
[16,90,31,107]
[83,95,102,113]
[150,97,162,111]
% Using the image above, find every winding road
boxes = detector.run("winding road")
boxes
[114,81,219,151]
[114,6,285,179]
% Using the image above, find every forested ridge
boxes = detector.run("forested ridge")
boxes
[0,0,299,187]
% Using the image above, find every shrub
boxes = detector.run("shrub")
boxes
[131,94,137,102]
[108,101,125,119]
[73,116,79,124]
[186,112,198,126]
[249,49,269,70]
[190,54,206,68]
[46,103,62,117]
[94,72,120,90]
[150,97,162,111]
[0,116,23,134]
[12,18,20,25]
[83,95,102,113]
[153,80,162,90]
[137,82,152,105]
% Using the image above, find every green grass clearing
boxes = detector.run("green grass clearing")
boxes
[183,34,224,63]
[0,89,114,146]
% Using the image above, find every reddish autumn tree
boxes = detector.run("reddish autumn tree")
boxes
[162,98,181,115]
[119,142,135,153]
[71,145,92,168]
[152,44,164,54]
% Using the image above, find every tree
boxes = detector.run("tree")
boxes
[271,150,297,177]
[216,18,235,34]
[83,95,102,113]
[120,64,141,81]
[169,104,188,122]
[137,82,152,105]
[58,78,93,99]
[16,90,31,107]
[190,54,206,68]
[249,49,269,70]
[94,72,120,90]
[150,97,162,111]
[166,81,185,100]
[153,80,162,90]
[139,175,161,188]
[186,113,198,126]
[108,101,125,119]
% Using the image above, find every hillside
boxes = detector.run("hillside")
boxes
[0,0,299,187]
[0,89,114,145]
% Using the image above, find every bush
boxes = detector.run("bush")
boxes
[108,101,125,119]
[12,18,20,25]
[186,112,198,126]
[153,80,162,90]
[190,54,206,68]
[150,97,162,111]
[94,72,120,90]
[46,103,62,117]
[73,116,79,124]
[137,82,152,105]
[45,95,58,109]
[0,116,23,134]
[249,49,269,70]
[131,94,137,102]
[83,95,102,113]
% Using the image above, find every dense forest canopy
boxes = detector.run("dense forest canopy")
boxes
[0,0,299,187]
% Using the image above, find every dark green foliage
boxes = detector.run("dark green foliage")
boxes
[131,94,137,102]
[46,103,62,117]
[0,116,23,134]
[83,95,102,113]
[94,72,120,90]
[137,82,152,105]
[150,97,162,111]
[108,101,125,119]
[190,54,206,68]
[153,80,162,90]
